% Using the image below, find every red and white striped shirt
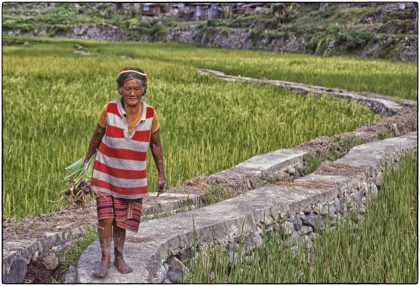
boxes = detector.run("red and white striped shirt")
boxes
[91,99,155,199]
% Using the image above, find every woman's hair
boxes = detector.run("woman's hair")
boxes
[116,67,148,95]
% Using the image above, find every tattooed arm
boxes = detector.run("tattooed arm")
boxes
[150,130,166,195]
[84,124,106,164]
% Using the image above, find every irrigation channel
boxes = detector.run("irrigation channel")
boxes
[2,70,417,283]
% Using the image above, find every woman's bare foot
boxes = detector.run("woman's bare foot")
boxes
[113,224,132,274]
[93,260,111,278]
[114,256,133,274]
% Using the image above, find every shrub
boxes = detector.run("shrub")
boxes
[207,19,224,27]
[126,17,140,29]
[41,3,77,24]
[336,28,373,50]
[3,19,34,32]
[46,24,73,37]
[149,21,169,41]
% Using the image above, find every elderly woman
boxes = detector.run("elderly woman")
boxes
[84,67,166,278]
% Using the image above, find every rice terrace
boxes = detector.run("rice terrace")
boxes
[2,2,418,284]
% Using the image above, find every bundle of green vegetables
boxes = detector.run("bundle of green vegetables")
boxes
[63,154,96,208]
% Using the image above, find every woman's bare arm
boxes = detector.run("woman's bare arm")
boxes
[150,130,166,195]
[84,124,106,164]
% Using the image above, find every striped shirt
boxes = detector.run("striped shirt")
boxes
[97,102,159,134]
[91,99,156,199]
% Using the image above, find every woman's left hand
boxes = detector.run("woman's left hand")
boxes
[157,176,166,197]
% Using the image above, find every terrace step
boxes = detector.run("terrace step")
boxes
[5,149,308,283]
[236,149,307,176]
[76,132,417,283]
[198,68,417,116]
[6,149,307,283]
[2,192,199,283]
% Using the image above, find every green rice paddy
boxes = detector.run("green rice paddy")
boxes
[3,36,416,218]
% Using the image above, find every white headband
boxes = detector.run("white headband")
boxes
[117,70,147,78]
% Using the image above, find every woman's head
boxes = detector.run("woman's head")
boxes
[116,67,147,96]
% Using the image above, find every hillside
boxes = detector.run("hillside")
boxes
[2,2,418,61]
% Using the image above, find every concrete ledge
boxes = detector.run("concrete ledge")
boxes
[3,163,271,283]
[77,132,417,283]
[198,69,417,116]
[2,192,202,283]
[236,149,306,175]
[142,193,201,216]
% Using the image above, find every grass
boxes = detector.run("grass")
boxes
[4,37,416,218]
[51,228,97,283]
[303,135,363,175]
[184,150,418,283]
[4,35,418,100]
[87,39,417,100]
[199,185,236,206]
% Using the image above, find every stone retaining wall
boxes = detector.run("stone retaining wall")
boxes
[77,132,417,283]
[167,25,417,63]
[2,159,275,283]
[198,69,416,115]
[2,193,201,283]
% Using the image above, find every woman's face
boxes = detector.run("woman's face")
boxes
[121,79,144,107]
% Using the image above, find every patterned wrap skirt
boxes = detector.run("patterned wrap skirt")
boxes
[96,192,143,232]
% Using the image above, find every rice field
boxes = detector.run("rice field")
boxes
[185,150,418,283]
[2,37,416,218]
[85,40,418,100]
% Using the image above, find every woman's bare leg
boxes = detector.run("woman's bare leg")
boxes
[113,223,133,274]
[93,218,113,278]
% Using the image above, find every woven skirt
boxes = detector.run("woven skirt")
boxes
[96,192,143,232]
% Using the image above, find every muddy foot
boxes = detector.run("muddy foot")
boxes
[93,261,111,278]
[114,257,133,274]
